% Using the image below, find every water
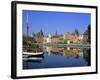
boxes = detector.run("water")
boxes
[23,46,91,69]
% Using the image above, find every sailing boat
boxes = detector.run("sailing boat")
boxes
[23,14,44,56]
[23,52,43,56]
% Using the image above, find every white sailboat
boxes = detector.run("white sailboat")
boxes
[23,52,43,56]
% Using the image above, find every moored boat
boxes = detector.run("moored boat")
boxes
[23,52,44,56]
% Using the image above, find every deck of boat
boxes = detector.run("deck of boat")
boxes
[23,52,43,56]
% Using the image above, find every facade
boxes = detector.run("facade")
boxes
[63,32,82,44]
[32,31,44,43]
[51,35,63,43]
[43,32,82,44]
[43,34,64,43]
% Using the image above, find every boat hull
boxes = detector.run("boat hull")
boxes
[23,52,44,56]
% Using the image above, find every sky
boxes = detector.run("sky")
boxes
[22,10,90,36]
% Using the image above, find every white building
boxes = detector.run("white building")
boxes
[79,34,83,40]
[46,34,52,43]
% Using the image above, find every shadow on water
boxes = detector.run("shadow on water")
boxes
[82,48,91,66]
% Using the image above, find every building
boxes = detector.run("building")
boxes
[32,30,44,43]
[43,34,64,43]
[51,35,63,43]
[63,32,82,44]
[43,32,82,44]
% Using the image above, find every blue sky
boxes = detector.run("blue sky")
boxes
[22,10,90,36]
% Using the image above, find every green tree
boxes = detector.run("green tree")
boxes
[87,24,91,43]
[83,24,91,43]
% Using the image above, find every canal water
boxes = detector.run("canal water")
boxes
[23,46,91,69]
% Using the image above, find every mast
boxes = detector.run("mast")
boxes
[26,14,29,37]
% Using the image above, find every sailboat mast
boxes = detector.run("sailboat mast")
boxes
[26,14,29,37]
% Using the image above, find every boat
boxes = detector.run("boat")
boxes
[23,52,44,56]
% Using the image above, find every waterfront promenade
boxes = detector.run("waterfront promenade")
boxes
[32,43,90,48]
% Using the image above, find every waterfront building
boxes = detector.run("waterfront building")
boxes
[32,30,44,43]
[63,32,82,44]
[43,31,83,44]
[51,35,63,43]
[47,34,52,43]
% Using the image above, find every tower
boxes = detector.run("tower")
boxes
[26,14,29,37]
[55,31,57,36]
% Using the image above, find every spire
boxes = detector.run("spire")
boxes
[26,14,29,37]
[55,30,57,36]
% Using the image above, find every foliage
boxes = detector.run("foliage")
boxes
[83,24,91,43]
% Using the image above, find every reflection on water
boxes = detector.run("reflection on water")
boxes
[23,46,91,69]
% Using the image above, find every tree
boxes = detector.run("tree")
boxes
[83,24,91,43]
[87,24,91,43]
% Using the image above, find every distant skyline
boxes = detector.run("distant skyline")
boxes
[22,10,91,36]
